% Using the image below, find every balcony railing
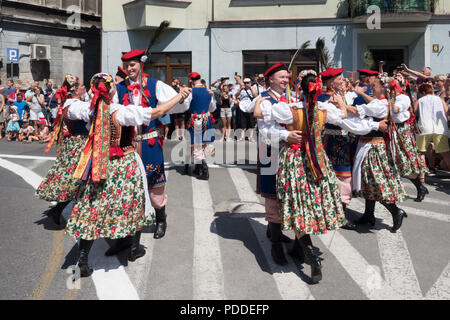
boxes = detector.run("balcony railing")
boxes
[350,0,434,17]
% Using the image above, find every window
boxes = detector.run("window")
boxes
[242,49,318,80]
[6,64,20,78]
[143,52,192,85]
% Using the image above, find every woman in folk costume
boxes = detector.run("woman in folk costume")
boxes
[389,73,429,202]
[352,73,408,232]
[65,73,191,277]
[35,74,87,226]
[254,70,349,284]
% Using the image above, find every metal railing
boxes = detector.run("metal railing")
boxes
[350,0,433,17]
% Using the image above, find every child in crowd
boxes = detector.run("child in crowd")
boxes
[38,119,51,143]
[19,120,39,142]
[6,106,20,141]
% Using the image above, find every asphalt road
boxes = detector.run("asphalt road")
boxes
[0,139,449,300]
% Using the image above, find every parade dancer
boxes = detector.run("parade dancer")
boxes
[390,74,429,202]
[352,74,408,232]
[36,74,86,226]
[182,72,216,180]
[111,49,189,247]
[242,62,309,266]
[317,68,360,230]
[65,73,191,277]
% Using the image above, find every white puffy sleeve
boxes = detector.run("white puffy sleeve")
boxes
[65,99,91,123]
[318,101,345,125]
[110,104,152,126]
[209,95,217,112]
[240,94,261,113]
[339,116,380,135]
[155,80,189,114]
[258,120,290,142]
[260,100,294,124]
[356,99,388,119]
[395,94,411,112]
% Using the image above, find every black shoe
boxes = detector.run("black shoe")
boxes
[266,224,291,243]
[128,231,146,262]
[78,239,94,277]
[193,164,201,176]
[105,236,132,256]
[268,222,288,266]
[198,160,209,180]
[154,207,167,239]
[355,199,376,227]
[298,236,322,284]
[184,164,191,175]
[47,201,69,226]
[381,203,407,232]
[392,208,407,233]
[341,221,358,230]
[288,237,305,264]
[415,184,429,202]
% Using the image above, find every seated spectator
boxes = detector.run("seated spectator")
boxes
[38,119,51,143]
[19,120,40,142]
[6,105,20,141]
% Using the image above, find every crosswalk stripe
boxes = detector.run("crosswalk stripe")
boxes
[318,231,402,299]
[352,198,423,299]
[425,262,450,300]
[398,204,450,223]
[228,168,315,300]
[192,177,226,300]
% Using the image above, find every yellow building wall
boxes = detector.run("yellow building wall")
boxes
[435,0,450,14]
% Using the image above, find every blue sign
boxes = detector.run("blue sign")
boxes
[7,48,19,63]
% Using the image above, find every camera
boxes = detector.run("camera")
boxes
[220,77,229,82]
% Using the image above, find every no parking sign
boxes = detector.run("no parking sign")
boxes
[7,48,19,63]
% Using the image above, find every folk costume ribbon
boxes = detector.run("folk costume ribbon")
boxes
[44,85,68,153]
[74,82,111,182]
[304,79,325,181]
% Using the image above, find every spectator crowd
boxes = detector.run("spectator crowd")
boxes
[1,64,449,172]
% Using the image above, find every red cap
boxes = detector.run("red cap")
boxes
[121,49,146,62]
[39,120,47,126]
[357,69,378,76]
[319,67,344,79]
[264,62,288,78]
[189,72,201,80]
[116,66,127,78]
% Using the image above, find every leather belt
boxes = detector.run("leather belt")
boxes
[324,128,348,136]
[360,136,385,144]
[133,129,161,142]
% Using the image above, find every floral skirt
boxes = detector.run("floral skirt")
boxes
[276,146,347,235]
[392,122,429,177]
[361,142,408,204]
[35,135,88,202]
[65,152,153,240]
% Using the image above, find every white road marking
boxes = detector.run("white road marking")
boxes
[0,157,140,300]
[318,231,402,300]
[425,262,450,300]
[353,198,423,299]
[398,204,450,223]
[0,154,56,161]
[192,177,226,300]
[228,168,315,300]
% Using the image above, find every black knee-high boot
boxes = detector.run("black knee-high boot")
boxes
[266,224,291,243]
[355,199,376,227]
[268,222,288,266]
[154,206,167,239]
[128,230,146,262]
[298,235,322,284]
[410,177,429,202]
[78,239,94,277]
[104,236,132,256]
[380,202,407,232]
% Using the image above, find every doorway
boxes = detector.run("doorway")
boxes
[369,48,405,74]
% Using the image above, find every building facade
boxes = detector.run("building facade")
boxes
[102,0,450,85]
[0,0,102,88]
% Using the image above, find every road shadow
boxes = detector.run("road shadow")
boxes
[211,211,320,285]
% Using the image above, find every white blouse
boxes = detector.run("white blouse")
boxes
[356,98,388,119]
[64,98,152,127]
[393,94,411,123]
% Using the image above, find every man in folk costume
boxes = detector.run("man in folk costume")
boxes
[36,74,87,226]
[243,62,314,266]
[115,66,128,84]
[107,49,189,257]
[182,72,216,180]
